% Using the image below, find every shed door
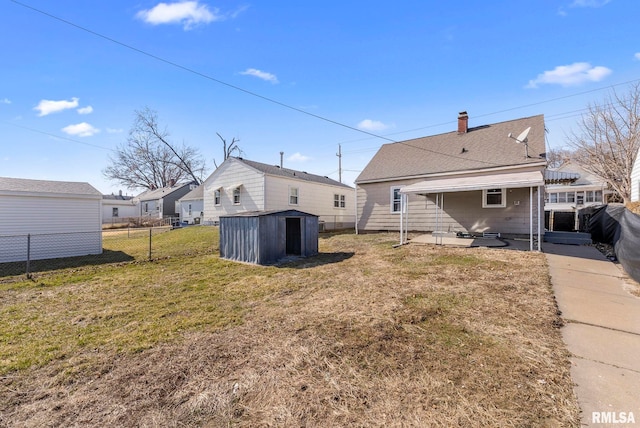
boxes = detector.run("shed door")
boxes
[286,217,302,255]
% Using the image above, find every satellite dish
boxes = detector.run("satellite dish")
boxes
[508,127,531,157]
[515,127,530,144]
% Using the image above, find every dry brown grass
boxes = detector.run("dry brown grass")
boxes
[0,232,579,427]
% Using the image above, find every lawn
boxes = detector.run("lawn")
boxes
[0,227,579,427]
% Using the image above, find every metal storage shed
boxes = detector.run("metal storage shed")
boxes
[219,210,318,265]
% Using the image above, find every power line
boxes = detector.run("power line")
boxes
[0,120,113,151]
[8,0,397,144]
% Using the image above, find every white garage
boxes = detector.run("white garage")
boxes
[0,177,103,263]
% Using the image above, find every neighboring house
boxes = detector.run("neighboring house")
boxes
[102,191,138,225]
[631,149,640,202]
[544,160,612,231]
[176,185,204,224]
[137,182,198,219]
[355,112,546,248]
[0,176,102,263]
[202,157,354,230]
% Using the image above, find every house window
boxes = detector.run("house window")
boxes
[334,194,346,208]
[585,190,602,203]
[483,188,506,208]
[576,192,584,205]
[549,193,557,203]
[233,187,241,204]
[112,207,119,217]
[289,187,299,205]
[391,187,402,213]
[188,204,192,215]
[144,202,149,213]
[558,192,567,203]
[214,189,221,206]
[566,192,575,203]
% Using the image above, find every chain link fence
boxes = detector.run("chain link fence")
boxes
[0,226,199,278]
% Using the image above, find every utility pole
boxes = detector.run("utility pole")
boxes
[336,144,342,183]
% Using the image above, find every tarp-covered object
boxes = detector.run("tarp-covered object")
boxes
[588,204,640,283]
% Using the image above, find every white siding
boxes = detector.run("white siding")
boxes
[178,199,204,224]
[632,151,640,202]
[0,193,102,262]
[203,160,265,223]
[102,200,139,224]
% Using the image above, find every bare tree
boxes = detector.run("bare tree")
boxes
[567,83,640,203]
[103,108,207,190]
[213,132,243,168]
[546,148,574,169]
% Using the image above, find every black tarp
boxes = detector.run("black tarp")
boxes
[587,204,640,283]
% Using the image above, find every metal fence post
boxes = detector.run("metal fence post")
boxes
[26,233,31,278]
[149,228,152,260]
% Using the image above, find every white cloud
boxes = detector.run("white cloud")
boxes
[570,0,611,7]
[77,106,94,115]
[106,127,124,134]
[136,1,220,30]
[357,119,392,131]
[34,97,79,116]
[635,53,640,61]
[61,122,100,137]
[526,62,612,88]
[288,152,311,162]
[1,98,10,104]
[240,68,279,84]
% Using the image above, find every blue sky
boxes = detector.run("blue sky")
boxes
[1,0,639,194]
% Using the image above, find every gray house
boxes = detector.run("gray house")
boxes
[355,112,546,249]
[219,209,318,265]
[137,182,198,219]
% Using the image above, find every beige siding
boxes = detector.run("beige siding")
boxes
[358,180,542,235]
[203,161,265,222]
[265,176,354,224]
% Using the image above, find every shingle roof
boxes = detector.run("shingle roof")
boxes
[356,115,546,183]
[179,185,204,200]
[0,176,101,196]
[137,182,195,201]
[236,158,353,189]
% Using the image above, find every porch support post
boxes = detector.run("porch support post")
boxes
[399,192,404,245]
[404,193,409,244]
[530,186,533,252]
[537,186,542,251]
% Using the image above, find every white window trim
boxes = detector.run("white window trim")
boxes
[289,186,299,206]
[482,188,506,208]
[214,189,221,206]
[390,187,402,214]
[334,193,346,209]
[233,187,241,205]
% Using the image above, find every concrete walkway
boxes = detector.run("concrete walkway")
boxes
[544,243,640,427]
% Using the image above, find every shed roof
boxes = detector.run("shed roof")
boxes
[235,158,353,189]
[220,209,318,218]
[0,176,101,197]
[356,114,546,183]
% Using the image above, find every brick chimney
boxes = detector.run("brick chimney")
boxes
[457,111,468,134]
